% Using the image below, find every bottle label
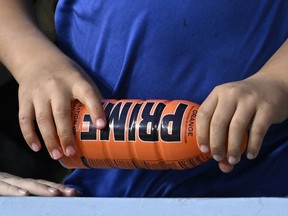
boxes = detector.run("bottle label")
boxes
[61,99,212,170]
[80,100,189,143]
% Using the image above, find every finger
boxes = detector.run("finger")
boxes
[0,181,30,196]
[51,97,76,157]
[209,99,236,162]
[218,159,235,173]
[34,100,63,160]
[36,179,78,197]
[196,94,218,154]
[227,101,255,165]
[2,177,62,197]
[74,83,107,130]
[246,107,271,160]
[18,99,41,152]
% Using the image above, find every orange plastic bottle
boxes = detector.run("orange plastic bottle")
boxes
[59,99,247,170]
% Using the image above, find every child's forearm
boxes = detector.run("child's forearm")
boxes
[0,0,64,82]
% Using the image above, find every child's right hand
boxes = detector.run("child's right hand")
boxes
[0,1,106,160]
[17,56,107,160]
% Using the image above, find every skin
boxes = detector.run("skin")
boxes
[0,0,106,196]
[0,0,107,159]
[196,39,288,172]
[0,172,77,196]
[0,0,287,194]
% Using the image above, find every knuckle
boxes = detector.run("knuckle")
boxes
[22,179,39,188]
[227,86,241,97]
[247,139,261,157]
[7,184,17,193]
[196,136,208,148]
[230,118,246,131]
[228,145,242,156]
[58,130,74,144]
[216,83,247,98]
[94,101,104,110]
[210,118,225,130]
[78,85,95,97]
[36,112,50,125]
[210,143,224,155]
[212,85,223,93]
[45,76,59,87]
[84,86,96,96]
[213,84,233,94]
[248,146,259,155]
[53,108,69,119]
[43,135,58,148]
[21,131,35,142]
[197,107,210,120]
[18,125,37,144]
[251,124,267,137]
[19,113,32,125]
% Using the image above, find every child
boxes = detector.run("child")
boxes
[0,0,287,196]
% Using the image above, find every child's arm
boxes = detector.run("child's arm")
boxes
[0,0,107,159]
[196,39,288,172]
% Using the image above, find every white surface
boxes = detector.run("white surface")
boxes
[0,197,287,216]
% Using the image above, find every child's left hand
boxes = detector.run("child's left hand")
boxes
[196,72,288,172]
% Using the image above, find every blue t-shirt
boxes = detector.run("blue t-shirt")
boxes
[55,0,288,197]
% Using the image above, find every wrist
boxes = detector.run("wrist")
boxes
[5,35,69,83]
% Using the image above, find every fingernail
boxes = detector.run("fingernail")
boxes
[213,155,223,162]
[228,156,239,165]
[31,143,40,152]
[18,189,28,195]
[96,118,106,129]
[48,187,58,193]
[200,145,209,153]
[64,187,75,193]
[247,152,255,160]
[66,146,76,156]
[51,149,62,160]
